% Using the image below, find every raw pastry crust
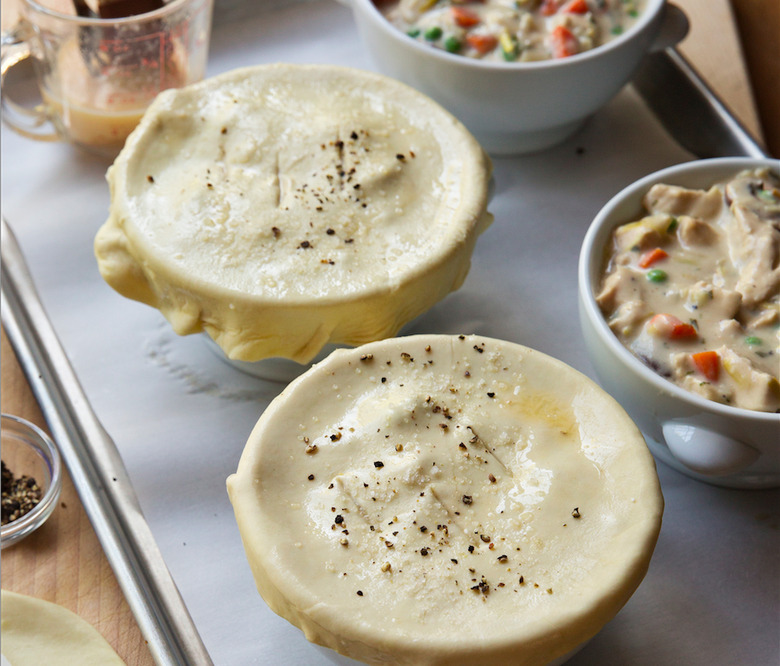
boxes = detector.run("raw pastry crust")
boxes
[95,64,493,363]
[228,334,664,665]
[1,589,125,665]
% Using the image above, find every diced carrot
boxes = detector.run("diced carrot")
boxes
[466,33,499,54]
[550,24,579,58]
[647,314,698,340]
[451,6,480,27]
[565,0,589,13]
[541,0,561,16]
[692,350,720,382]
[638,247,668,269]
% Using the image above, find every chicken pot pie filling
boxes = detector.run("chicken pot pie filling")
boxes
[95,64,492,363]
[382,0,644,62]
[228,334,663,666]
[597,167,780,412]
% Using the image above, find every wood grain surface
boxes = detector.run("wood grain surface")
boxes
[1,333,156,665]
[0,1,777,664]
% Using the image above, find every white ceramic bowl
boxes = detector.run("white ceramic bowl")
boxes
[338,0,687,155]
[578,157,780,489]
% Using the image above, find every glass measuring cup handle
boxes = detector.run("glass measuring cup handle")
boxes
[1,22,60,142]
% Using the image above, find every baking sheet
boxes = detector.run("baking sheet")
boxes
[1,1,778,664]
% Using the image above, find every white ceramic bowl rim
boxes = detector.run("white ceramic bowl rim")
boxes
[350,0,666,71]
[579,156,780,423]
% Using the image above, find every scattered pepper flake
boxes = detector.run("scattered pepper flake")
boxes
[1,461,42,526]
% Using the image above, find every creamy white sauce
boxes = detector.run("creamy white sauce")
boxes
[382,0,644,62]
[597,168,780,412]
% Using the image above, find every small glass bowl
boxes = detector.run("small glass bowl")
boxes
[1,414,62,549]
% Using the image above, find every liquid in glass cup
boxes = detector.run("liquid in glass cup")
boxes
[1,0,214,157]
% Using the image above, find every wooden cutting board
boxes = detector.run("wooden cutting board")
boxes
[0,1,774,664]
[1,332,155,664]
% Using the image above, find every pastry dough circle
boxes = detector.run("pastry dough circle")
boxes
[95,64,493,363]
[1,590,125,665]
[228,334,664,665]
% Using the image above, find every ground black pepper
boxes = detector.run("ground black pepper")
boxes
[1,460,43,526]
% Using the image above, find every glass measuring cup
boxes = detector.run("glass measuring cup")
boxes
[1,0,214,157]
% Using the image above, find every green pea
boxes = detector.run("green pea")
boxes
[611,26,623,35]
[444,36,461,53]
[746,336,763,345]
[757,188,779,204]
[407,28,421,38]
[647,269,668,283]
[424,26,443,41]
